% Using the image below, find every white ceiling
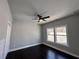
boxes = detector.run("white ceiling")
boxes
[8,0,79,24]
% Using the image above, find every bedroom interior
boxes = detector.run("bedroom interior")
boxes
[0,0,79,59]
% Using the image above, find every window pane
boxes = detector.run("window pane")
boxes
[47,28,54,42]
[56,26,67,35]
[47,28,54,35]
[56,36,67,45]
[55,26,68,45]
[48,35,54,42]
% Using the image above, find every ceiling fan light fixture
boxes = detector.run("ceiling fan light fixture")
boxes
[38,19,44,22]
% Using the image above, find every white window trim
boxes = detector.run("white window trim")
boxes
[46,24,68,47]
[47,27,55,42]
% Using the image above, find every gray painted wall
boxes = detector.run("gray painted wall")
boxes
[41,14,79,56]
[10,19,41,50]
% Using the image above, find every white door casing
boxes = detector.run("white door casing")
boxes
[0,39,5,59]
[3,21,12,59]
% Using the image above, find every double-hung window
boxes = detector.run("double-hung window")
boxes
[55,26,67,45]
[47,25,68,46]
[47,28,54,42]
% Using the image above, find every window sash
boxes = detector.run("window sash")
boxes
[56,35,67,45]
[47,35,54,42]
[55,25,67,45]
[47,28,54,42]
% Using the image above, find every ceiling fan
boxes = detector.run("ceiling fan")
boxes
[36,14,50,22]
[22,1,50,22]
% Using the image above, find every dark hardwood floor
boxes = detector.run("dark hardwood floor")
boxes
[6,44,78,59]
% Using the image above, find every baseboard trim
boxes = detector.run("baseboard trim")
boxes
[9,43,42,52]
[9,42,79,58]
[42,42,79,58]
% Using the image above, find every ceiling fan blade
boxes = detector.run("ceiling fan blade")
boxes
[37,14,42,18]
[43,16,50,19]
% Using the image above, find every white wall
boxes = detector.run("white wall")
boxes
[0,0,12,41]
[0,0,12,59]
[8,0,41,51]
[10,19,41,50]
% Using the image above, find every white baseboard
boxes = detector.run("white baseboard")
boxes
[42,42,79,58]
[9,42,79,58]
[9,43,42,52]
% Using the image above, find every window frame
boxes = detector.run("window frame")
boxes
[46,24,68,47]
[55,25,68,46]
[47,27,55,42]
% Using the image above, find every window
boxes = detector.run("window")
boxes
[47,28,54,42]
[47,25,68,46]
[55,26,67,45]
